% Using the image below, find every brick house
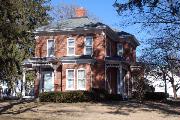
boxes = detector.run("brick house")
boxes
[23,8,141,98]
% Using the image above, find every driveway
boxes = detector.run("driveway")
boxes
[0,100,179,120]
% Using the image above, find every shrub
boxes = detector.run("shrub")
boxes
[90,88,108,101]
[144,92,168,101]
[107,94,122,101]
[39,89,123,103]
[39,91,93,103]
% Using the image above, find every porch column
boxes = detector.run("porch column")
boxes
[105,65,107,90]
[22,69,26,97]
[118,66,123,95]
[54,68,57,91]
[34,68,41,97]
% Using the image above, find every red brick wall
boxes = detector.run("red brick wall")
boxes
[106,68,117,94]
[106,36,116,57]
[35,34,105,58]
[116,37,137,63]
[92,33,105,89]
[60,64,91,91]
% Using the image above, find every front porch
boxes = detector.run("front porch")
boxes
[105,60,132,98]
[22,57,60,98]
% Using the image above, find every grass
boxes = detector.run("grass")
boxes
[0,100,179,120]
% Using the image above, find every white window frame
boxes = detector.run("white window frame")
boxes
[47,39,55,57]
[84,36,93,55]
[66,69,75,90]
[77,69,86,90]
[117,43,123,56]
[67,38,75,56]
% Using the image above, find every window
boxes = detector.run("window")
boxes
[117,43,123,56]
[66,69,75,90]
[67,38,75,55]
[85,37,93,55]
[77,69,86,90]
[47,40,55,57]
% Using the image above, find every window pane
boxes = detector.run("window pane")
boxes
[78,79,85,89]
[68,40,75,46]
[85,37,92,46]
[48,40,54,48]
[86,47,92,55]
[117,44,123,56]
[68,47,74,55]
[48,48,54,57]
[78,70,85,79]
[68,79,73,88]
[117,44,123,50]
[68,70,74,78]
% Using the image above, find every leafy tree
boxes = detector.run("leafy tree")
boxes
[0,0,51,91]
[113,0,180,99]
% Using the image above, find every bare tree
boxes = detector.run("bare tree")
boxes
[51,2,99,22]
[113,0,180,99]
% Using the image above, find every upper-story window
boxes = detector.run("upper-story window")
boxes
[117,43,123,56]
[67,38,75,55]
[84,36,93,55]
[47,39,55,57]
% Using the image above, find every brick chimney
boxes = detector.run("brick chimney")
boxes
[75,7,86,17]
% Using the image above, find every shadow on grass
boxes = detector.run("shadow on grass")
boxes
[0,99,42,115]
[101,100,180,116]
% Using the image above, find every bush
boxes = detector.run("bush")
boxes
[39,91,92,103]
[144,92,168,101]
[39,89,123,103]
[90,88,108,101]
[107,94,122,101]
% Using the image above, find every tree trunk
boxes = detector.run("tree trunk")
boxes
[162,72,167,95]
[172,82,177,99]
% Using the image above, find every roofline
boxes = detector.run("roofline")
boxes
[33,26,107,35]
[34,25,107,33]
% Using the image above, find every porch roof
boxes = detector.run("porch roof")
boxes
[22,56,96,69]
[60,55,96,64]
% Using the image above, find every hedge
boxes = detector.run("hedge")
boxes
[39,91,92,103]
[39,89,123,103]
[144,92,169,101]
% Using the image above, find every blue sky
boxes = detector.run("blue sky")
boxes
[50,0,144,56]
[51,0,119,26]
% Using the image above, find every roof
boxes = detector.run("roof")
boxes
[60,55,93,60]
[36,17,106,32]
[35,17,140,46]
[117,31,133,36]
[116,31,140,46]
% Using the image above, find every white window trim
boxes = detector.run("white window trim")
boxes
[66,69,75,90]
[77,68,86,90]
[84,36,93,55]
[47,39,55,57]
[67,37,75,56]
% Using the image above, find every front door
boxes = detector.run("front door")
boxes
[43,71,54,92]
